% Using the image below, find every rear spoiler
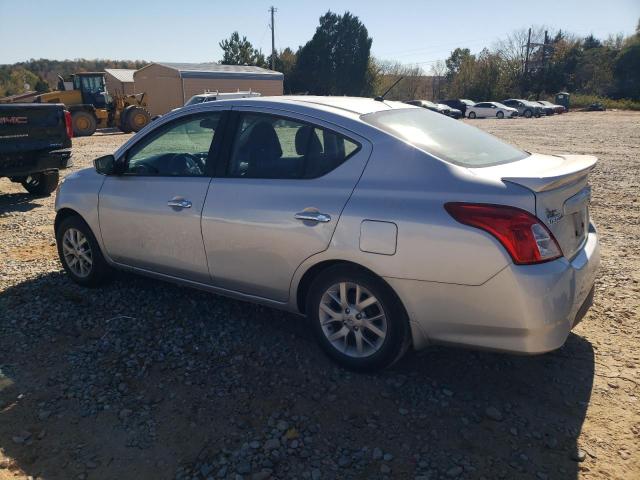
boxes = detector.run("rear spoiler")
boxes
[502,155,597,192]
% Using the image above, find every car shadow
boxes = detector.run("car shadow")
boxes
[0,192,45,214]
[0,271,594,479]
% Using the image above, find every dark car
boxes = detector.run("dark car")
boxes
[405,100,462,119]
[438,99,475,117]
[537,100,565,114]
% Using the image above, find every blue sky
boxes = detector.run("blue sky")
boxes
[1,0,638,67]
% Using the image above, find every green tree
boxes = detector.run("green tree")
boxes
[219,32,267,67]
[445,48,473,80]
[272,48,297,93]
[291,11,372,95]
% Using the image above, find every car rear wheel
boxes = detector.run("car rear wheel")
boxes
[496,111,504,119]
[307,265,410,371]
[467,111,476,119]
[21,171,59,196]
[56,215,111,287]
[523,109,533,118]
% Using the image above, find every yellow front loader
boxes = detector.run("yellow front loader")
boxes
[34,72,150,136]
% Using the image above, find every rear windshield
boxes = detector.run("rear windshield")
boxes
[361,108,528,167]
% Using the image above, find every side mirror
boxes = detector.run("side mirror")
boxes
[94,154,116,175]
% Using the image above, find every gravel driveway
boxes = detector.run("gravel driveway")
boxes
[1,112,638,480]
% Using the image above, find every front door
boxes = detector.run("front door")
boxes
[201,108,372,302]
[99,110,225,283]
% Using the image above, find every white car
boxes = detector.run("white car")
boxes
[184,91,261,107]
[467,102,518,119]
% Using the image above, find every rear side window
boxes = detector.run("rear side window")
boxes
[362,108,528,168]
[227,113,360,179]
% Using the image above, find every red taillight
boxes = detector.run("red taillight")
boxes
[444,203,562,265]
[64,110,73,139]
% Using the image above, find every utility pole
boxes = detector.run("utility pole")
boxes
[523,27,532,95]
[269,6,277,70]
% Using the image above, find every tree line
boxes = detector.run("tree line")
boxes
[1,12,638,104]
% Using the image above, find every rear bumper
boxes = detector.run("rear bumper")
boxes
[387,223,600,353]
[0,150,72,178]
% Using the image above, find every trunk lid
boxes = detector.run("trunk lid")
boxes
[471,153,597,259]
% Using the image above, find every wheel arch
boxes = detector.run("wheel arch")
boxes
[54,207,84,233]
[295,259,408,319]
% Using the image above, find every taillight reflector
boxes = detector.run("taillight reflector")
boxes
[64,110,73,139]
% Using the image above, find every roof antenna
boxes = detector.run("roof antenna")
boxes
[374,76,404,102]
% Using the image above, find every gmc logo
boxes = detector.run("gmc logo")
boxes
[0,116,28,125]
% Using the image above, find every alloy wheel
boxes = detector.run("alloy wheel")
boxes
[62,228,93,278]
[318,282,387,358]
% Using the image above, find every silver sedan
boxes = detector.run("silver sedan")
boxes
[54,96,600,371]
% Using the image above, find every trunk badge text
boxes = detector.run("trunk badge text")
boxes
[546,209,563,225]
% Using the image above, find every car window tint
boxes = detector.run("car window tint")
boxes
[227,113,359,179]
[125,112,221,176]
[362,108,528,168]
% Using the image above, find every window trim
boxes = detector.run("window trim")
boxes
[118,110,229,178]
[218,110,362,180]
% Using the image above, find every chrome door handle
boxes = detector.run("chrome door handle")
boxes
[167,199,192,209]
[295,211,331,223]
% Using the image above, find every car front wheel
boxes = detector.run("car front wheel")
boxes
[496,111,504,119]
[467,111,476,119]
[307,265,410,371]
[56,215,111,287]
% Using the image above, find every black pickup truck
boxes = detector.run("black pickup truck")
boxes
[0,103,72,195]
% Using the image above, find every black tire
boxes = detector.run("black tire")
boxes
[21,171,59,196]
[496,111,504,119]
[306,265,410,372]
[119,109,132,133]
[126,107,151,132]
[72,111,97,136]
[523,109,533,118]
[55,215,111,287]
[467,111,476,119]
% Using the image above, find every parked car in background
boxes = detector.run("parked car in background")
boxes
[502,99,543,118]
[438,99,475,117]
[466,102,518,119]
[533,101,555,116]
[1,103,73,195]
[404,100,445,114]
[537,100,566,114]
[184,90,261,107]
[437,103,462,119]
[404,100,462,119]
[54,96,599,371]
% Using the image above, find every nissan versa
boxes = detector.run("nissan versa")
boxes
[54,97,600,371]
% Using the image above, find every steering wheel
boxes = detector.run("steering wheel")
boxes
[168,153,204,175]
[131,161,159,175]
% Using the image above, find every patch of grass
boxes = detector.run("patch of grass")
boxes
[564,94,640,111]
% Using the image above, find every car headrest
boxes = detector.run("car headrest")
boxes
[248,121,282,158]
[295,125,322,156]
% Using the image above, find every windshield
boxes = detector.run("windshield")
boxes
[361,108,528,168]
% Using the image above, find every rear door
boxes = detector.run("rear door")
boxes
[201,108,372,302]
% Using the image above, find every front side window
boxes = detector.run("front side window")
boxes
[125,112,222,176]
[362,108,528,168]
[227,113,359,179]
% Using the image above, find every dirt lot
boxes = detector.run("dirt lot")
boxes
[1,111,638,480]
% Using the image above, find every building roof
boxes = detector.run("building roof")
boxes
[142,62,283,81]
[104,68,136,83]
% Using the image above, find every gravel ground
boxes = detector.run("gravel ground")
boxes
[0,112,638,480]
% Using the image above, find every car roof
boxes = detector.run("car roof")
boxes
[219,95,412,117]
